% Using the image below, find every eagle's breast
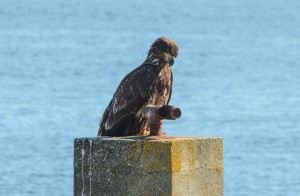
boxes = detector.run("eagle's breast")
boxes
[148,65,172,105]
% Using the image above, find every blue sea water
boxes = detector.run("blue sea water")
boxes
[0,0,300,195]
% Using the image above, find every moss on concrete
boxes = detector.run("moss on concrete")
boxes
[74,136,223,196]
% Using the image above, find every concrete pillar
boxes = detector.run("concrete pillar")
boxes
[74,136,223,196]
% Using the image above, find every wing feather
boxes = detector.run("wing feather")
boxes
[98,64,160,136]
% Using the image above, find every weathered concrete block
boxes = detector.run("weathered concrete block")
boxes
[74,136,223,196]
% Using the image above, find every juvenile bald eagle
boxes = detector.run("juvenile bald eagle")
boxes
[98,37,179,136]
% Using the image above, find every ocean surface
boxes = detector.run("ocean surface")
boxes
[1,0,300,195]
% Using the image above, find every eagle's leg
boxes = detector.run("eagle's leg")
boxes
[149,119,163,136]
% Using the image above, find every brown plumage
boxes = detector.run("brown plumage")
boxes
[98,37,179,136]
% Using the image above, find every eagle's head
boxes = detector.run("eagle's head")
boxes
[148,37,179,66]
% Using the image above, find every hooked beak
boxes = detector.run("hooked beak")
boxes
[169,56,174,66]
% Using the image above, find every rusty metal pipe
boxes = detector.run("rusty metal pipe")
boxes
[157,105,181,120]
[141,105,181,136]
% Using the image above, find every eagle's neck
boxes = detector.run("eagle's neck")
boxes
[144,52,166,66]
